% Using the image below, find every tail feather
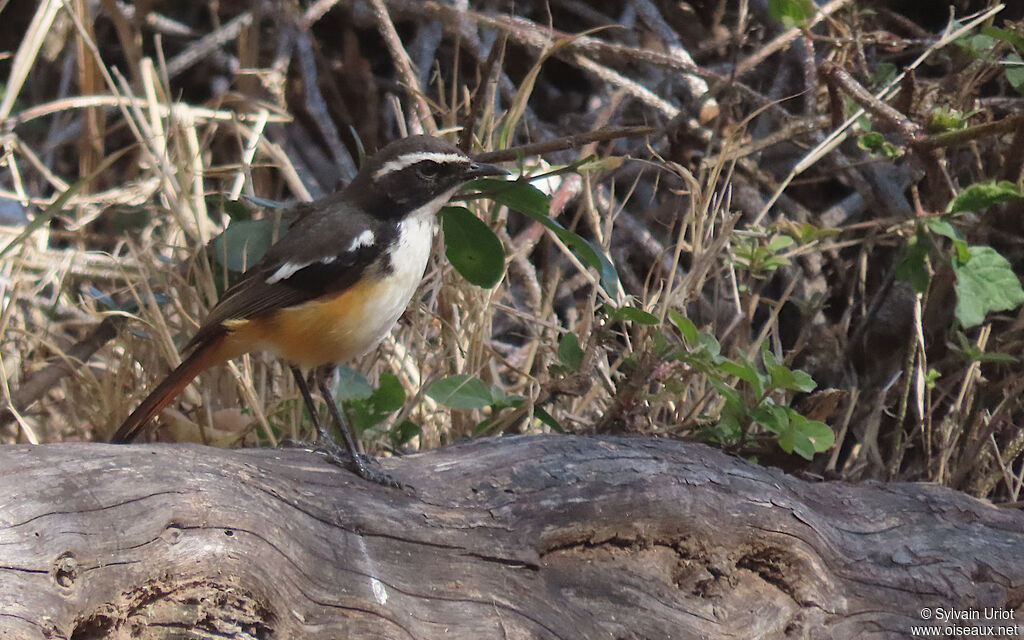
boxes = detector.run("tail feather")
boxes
[111,338,226,443]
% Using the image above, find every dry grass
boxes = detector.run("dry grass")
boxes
[1,1,1023,504]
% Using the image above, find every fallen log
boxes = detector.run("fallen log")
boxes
[1,435,1021,639]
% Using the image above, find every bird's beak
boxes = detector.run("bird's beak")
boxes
[466,161,507,179]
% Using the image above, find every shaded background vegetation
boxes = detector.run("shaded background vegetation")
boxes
[1,0,1023,503]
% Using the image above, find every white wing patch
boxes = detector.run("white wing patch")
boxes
[373,152,469,180]
[264,228,375,285]
[347,229,375,252]
[265,255,337,284]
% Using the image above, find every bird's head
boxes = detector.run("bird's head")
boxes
[346,135,505,215]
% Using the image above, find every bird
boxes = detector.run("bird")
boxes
[111,135,505,484]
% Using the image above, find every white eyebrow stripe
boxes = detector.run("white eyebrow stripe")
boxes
[265,255,337,284]
[372,152,469,180]
[347,229,375,252]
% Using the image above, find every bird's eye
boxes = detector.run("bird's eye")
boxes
[415,162,442,180]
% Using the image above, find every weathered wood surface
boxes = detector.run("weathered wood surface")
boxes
[1,435,1022,639]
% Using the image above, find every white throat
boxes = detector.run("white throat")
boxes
[339,187,458,358]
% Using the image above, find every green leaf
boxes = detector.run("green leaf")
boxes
[697,332,722,359]
[557,332,585,371]
[752,403,789,436]
[719,357,765,398]
[426,374,493,409]
[481,179,620,293]
[791,414,835,458]
[473,178,549,217]
[982,26,1024,55]
[871,62,897,87]
[790,370,816,393]
[1004,53,1024,95]
[970,352,1019,364]
[923,216,969,263]
[928,106,969,133]
[489,386,525,409]
[733,234,792,275]
[762,348,817,393]
[858,131,884,151]
[341,372,407,432]
[564,234,619,295]
[788,222,840,244]
[766,235,795,253]
[576,155,626,173]
[439,206,505,288]
[952,245,1024,327]
[534,406,564,432]
[332,365,373,401]
[390,420,421,447]
[208,195,254,221]
[922,217,957,238]
[894,234,932,294]
[844,95,871,130]
[961,34,995,55]
[669,310,699,343]
[753,405,834,460]
[857,131,903,159]
[956,26,995,56]
[711,383,746,443]
[606,305,659,325]
[947,180,1022,214]
[768,0,817,28]
[956,332,1019,364]
[371,373,406,413]
[213,218,283,272]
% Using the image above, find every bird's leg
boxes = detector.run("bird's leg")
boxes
[298,365,400,488]
[289,365,332,444]
[312,366,364,462]
[286,365,364,475]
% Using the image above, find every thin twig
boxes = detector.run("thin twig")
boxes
[734,0,854,77]
[0,315,126,428]
[370,0,437,134]
[475,126,655,163]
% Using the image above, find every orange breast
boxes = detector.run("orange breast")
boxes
[220,274,418,369]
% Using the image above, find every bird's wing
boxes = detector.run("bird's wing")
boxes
[185,197,395,350]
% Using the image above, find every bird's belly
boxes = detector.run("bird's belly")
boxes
[288,279,420,366]
[224,216,433,368]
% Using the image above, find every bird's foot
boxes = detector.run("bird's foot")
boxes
[281,437,403,488]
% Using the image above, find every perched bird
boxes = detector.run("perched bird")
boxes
[112,135,505,483]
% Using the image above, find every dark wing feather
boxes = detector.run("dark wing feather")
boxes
[185,197,392,351]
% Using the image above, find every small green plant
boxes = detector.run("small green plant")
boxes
[778,219,841,244]
[958,24,1024,95]
[767,0,817,28]
[927,105,975,133]
[732,232,793,277]
[550,332,585,376]
[477,176,619,292]
[850,100,904,159]
[426,373,527,434]
[896,180,1024,327]
[438,206,505,288]
[857,131,904,159]
[332,367,417,447]
[667,312,834,460]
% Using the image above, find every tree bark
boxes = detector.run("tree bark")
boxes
[1,435,1021,639]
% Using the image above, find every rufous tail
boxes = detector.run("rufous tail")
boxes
[111,336,227,443]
